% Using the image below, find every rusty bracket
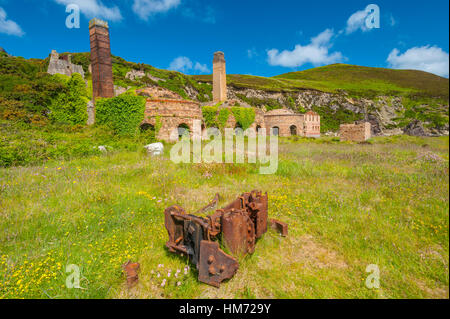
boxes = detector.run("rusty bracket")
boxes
[270,219,289,237]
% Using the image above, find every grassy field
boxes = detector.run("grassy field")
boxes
[0,135,448,299]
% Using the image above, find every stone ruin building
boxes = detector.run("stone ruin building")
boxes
[80,18,321,139]
[140,50,321,141]
[47,50,85,78]
[339,122,372,142]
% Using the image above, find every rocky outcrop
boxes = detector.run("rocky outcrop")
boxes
[223,87,448,137]
[403,120,426,136]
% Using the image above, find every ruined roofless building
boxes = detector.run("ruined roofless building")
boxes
[47,50,85,78]
[89,18,114,100]
[213,51,227,103]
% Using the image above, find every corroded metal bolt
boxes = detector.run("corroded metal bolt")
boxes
[208,255,215,264]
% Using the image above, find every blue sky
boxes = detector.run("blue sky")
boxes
[0,0,449,77]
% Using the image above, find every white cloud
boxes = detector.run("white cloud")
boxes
[169,56,192,72]
[387,46,449,78]
[132,0,180,20]
[267,29,344,68]
[345,9,369,34]
[168,56,210,74]
[53,0,122,21]
[0,7,24,36]
[194,62,210,73]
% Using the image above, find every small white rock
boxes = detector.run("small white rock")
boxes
[144,142,164,156]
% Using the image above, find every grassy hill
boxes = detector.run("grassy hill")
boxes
[194,64,449,99]
[0,52,449,167]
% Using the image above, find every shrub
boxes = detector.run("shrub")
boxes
[201,105,218,127]
[48,73,89,125]
[231,107,255,130]
[96,95,146,136]
[217,108,230,129]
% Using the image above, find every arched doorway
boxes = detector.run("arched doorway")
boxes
[271,126,279,136]
[140,123,155,132]
[235,123,243,135]
[290,125,297,136]
[256,125,262,134]
[177,123,190,139]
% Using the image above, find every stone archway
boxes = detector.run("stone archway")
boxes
[235,123,243,135]
[140,123,155,132]
[271,126,279,136]
[290,125,297,136]
[177,123,190,138]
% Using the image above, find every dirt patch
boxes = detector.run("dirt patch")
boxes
[259,234,348,271]
[416,279,449,299]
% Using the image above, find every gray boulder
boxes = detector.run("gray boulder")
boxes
[403,120,426,136]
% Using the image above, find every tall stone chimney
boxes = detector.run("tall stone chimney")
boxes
[213,51,227,103]
[89,18,114,100]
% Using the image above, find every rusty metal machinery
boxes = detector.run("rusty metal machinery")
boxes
[163,190,287,287]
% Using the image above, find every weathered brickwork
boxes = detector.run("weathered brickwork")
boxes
[47,50,85,78]
[143,99,203,142]
[264,109,320,137]
[213,52,227,103]
[339,122,371,142]
[89,18,114,100]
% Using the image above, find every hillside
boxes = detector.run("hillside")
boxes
[0,52,449,144]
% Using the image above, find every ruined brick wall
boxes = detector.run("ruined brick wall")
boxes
[304,111,321,138]
[143,99,203,141]
[213,52,227,103]
[339,122,371,142]
[47,50,85,78]
[264,109,306,137]
[89,18,114,100]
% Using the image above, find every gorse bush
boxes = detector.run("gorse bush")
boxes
[96,95,146,136]
[48,73,89,125]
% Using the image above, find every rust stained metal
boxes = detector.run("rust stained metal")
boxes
[163,190,287,287]
[270,219,289,237]
[122,261,140,288]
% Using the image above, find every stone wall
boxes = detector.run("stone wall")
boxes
[339,122,371,142]
[143,99,203,141]
[47,50,85,78]
[263,109,304,136]
[304,111,321,138]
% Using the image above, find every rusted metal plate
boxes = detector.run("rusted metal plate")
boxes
[222,209,255,255]
[198,240,239,288]
[122,261,140,288]
[270,219,288,237]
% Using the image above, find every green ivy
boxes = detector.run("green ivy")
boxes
[155,115,162,136]
[231,107,255,130]
[96,95,146,136]
[217,108,230,129]
[201,105,218,127]
[48,73,89,125]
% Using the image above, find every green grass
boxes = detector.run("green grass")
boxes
[194,64,449,100]
[1,135,448,298]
